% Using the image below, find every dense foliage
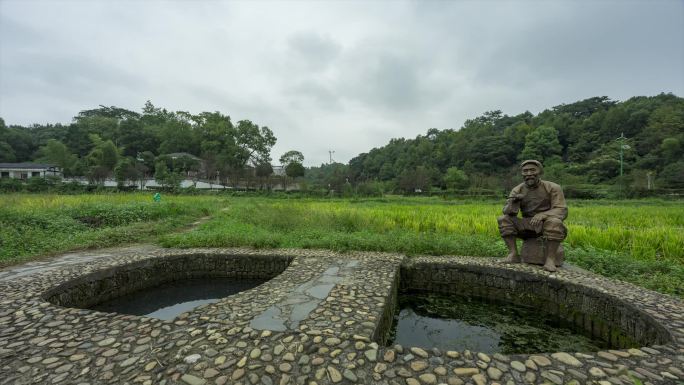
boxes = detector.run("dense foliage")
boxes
[0,102,280,188]
[311,93,683,197]
[2,94,682,196]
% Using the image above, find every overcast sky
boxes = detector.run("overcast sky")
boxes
[1,0,682,166]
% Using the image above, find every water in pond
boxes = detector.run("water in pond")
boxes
[91,278,265,320]
[388,292,612,354]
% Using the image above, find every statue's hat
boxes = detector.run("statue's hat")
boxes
[520,159,543,169]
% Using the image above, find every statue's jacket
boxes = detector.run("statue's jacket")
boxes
[503,180,568,220]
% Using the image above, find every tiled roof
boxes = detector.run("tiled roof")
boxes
[0,163,60,169]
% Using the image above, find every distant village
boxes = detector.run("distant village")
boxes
[0,158,294,190]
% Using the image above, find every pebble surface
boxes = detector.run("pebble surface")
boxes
[0,246,682,384]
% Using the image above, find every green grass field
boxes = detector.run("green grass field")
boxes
[1,194,682,297]
[0,193,224,266]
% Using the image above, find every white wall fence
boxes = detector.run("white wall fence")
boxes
[62,178,298,190]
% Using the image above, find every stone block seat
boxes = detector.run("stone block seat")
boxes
[516,230,565,266]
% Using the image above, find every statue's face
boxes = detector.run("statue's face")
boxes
[521,164,541,187]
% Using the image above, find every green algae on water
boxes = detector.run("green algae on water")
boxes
[388,292,617,354]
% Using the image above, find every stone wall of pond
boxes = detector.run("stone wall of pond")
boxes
[400,259,672,349]
[43,253,293,309]
[3,249,683,385]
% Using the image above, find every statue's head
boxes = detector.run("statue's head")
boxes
[520,159,543,187]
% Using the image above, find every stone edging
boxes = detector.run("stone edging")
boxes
[0,248,682,385]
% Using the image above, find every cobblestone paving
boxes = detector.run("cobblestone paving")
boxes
[0,247,682,385]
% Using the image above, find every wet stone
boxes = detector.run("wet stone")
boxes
[472,374,486,385]
[327,366,342,383]
[487,367,503,380]
[98,338,116,347]
[541,370,563,385]
[120,357,139,367]
[410,361,428,372]
[590,367,607,377]
[232,368,245,381]
[419,373,437,384]
[410,347,428,358]
[434,366,447,376]
[342,369,357,382]
[511,361,526,372]
[383,350,396,363]
[453,368,479,376]
[184,354,201,364]
[55,364,74,373]
[551,352,582,367]
[530,355,551,367]
[181,374,206,385]
[42,357,60,365]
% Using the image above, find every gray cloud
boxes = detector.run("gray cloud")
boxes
[287,33,342,72]
[1,0,682,165]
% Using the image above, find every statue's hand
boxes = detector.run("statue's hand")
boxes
[530,213,547,226]
[509,193,525,201]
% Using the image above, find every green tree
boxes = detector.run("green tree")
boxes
[0,118,16,162]
[519,126,563,164]
[279,150,305,189]
[233,120,277,167]
[444,167,469,190]
[35,139,78,176]
[114,157,142,188]
[661,137,681,163]
[2,126,35,162]
[279,150,304,166]
[85,134,120,183]
[397,166,431,194]
[285,162,305,179]
[154,161,182,190]
[659,161,684,188]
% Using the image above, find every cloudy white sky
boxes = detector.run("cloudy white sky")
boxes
[1,0,683,166]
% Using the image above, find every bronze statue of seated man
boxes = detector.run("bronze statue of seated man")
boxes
[497,159,568,272]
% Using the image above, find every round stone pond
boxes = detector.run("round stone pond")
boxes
[388,291,626,354]
[0,248,681,385]
[41,251,292,322]
[395,259,672,350]
[90,278,268,321]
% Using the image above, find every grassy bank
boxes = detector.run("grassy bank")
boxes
[160,197,684,297]
[0,193,223,266]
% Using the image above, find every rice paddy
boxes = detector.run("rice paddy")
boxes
[1,194,682,296]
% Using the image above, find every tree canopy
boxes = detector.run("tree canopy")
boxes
[0,101,277,186]
[318,93,684,195]
[1,93,682,196]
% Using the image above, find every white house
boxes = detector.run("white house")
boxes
[0,163,63,179]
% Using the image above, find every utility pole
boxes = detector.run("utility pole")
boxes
[617,132,626,178]
[328,150,335,164]
[616,133,630,197]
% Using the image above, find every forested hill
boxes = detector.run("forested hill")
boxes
[0,101,278,185]
[342,93,684,196]
[1,94,682,196]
